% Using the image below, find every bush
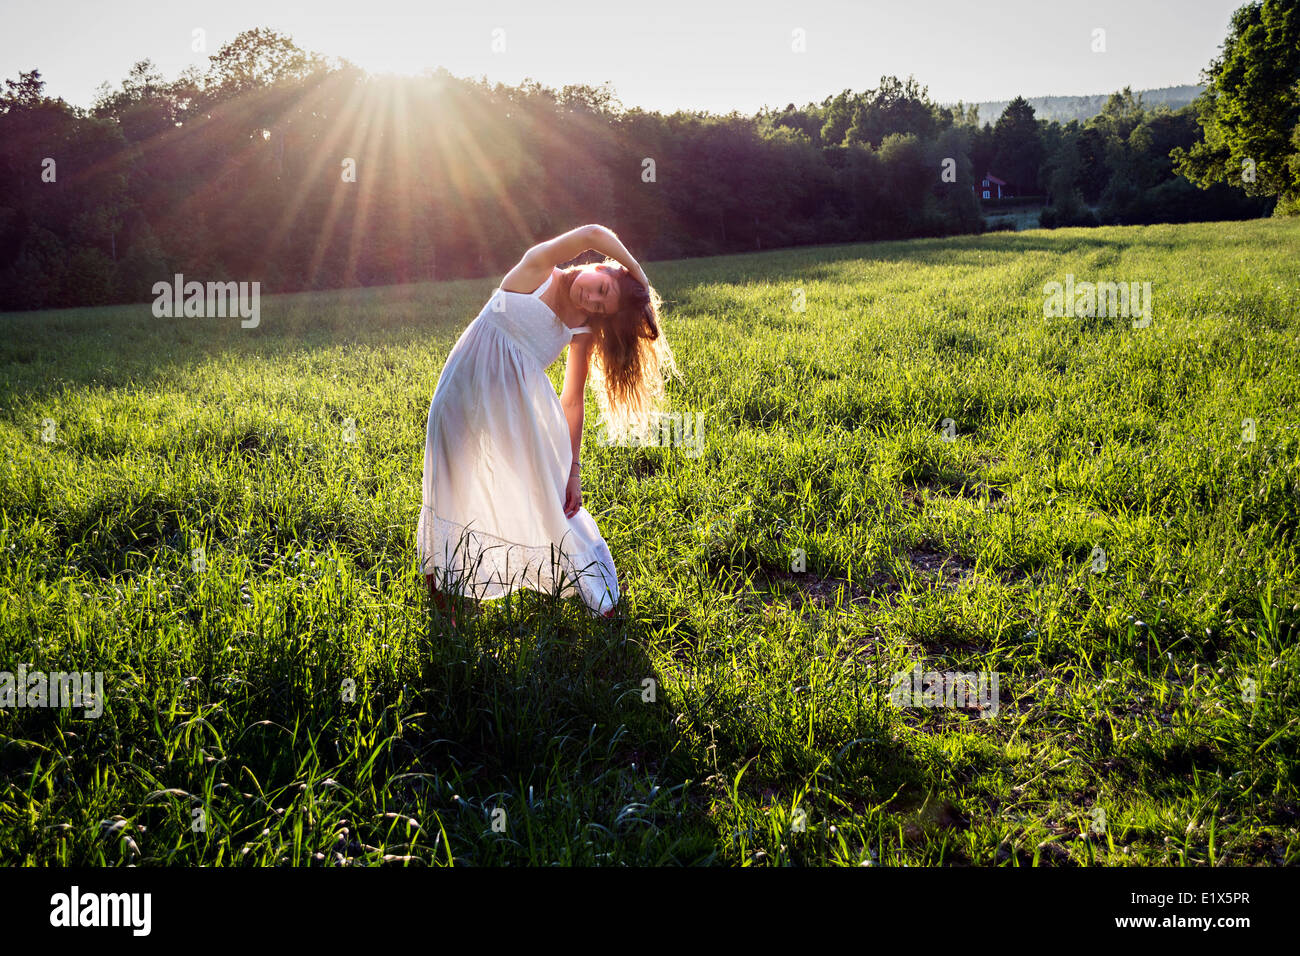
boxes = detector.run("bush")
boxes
[0,225,67,311]
[115,225,169,304]
[60,246,117,307]
[1039,202,1099,229]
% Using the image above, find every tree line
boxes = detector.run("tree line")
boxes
[1,4,1295,312]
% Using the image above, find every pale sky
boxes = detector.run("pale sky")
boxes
[2,0,1244,115]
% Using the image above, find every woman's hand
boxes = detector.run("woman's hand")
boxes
[563,472,582,518]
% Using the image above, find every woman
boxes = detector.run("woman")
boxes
[417,224,678,620]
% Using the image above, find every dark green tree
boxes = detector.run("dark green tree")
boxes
[991,96,1044,193]
[1171,0,1300,214]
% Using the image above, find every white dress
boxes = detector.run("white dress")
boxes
[416,269,620,615]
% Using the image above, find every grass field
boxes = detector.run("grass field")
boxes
[2,219,1298,866]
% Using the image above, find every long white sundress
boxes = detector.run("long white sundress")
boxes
[416,269,620,615]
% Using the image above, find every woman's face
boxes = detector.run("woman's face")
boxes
[570,266,621,317]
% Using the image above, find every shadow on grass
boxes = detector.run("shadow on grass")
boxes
[389,585,722,864]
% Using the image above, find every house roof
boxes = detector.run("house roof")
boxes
[983,172,1007,185]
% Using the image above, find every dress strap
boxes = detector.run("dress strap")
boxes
[569,326,591,336]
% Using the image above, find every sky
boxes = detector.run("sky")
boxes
[2,0,1246,115]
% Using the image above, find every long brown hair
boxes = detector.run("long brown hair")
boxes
[558,258,680,442]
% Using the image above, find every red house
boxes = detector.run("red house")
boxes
[976,172,1011,199]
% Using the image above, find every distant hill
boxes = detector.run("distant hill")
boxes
[955,85,1205,125]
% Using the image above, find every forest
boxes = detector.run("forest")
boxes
[1,1,1295,311]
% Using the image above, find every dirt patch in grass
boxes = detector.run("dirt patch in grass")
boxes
[908,542,1036,590]
[758,544,990,613]
[762,568,884,609]
[906,545,978,587]
[910,477,1009,506]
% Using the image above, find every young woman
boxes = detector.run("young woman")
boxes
[417,224,678,620]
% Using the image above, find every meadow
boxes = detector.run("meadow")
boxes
[2,218,1298,865]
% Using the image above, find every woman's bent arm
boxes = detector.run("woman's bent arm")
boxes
[524,225,599,270]
[579,226,646,283]
[521,224,644,281]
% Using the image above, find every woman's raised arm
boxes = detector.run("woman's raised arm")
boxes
[523,224,599,269]
[503,225,596,292]
[522,224,648,287]
[579,226,648,286]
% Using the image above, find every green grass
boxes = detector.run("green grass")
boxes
[2,218,1299,866]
